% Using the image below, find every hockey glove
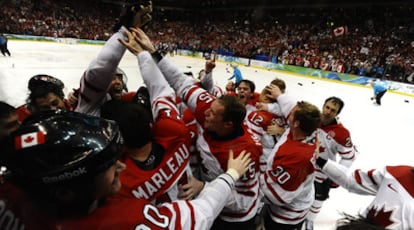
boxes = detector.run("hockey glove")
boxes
[112,0,153,32]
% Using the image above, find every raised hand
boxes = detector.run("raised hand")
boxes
[118,29,144,55]
[265,84,282,100]
[205,53,216,74]
[128,27,156,53]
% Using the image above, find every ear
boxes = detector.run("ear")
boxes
[292,120,300,129]
[223,120,234,129]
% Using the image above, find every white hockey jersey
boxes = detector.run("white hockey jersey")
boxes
[316,121,356,183]
[323,162,414,229]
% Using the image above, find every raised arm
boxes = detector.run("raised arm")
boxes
[316,158,379,195]
[75,2,152,116]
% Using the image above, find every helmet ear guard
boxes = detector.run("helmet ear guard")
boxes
[3,110,122,186]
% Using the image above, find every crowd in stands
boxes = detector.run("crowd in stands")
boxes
[0,0,413,83]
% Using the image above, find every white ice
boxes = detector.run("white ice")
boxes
[1,40,414,230]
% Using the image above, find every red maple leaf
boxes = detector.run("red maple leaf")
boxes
[366,206,394,228]
[24,135,34,143]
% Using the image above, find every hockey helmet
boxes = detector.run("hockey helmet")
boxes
[2,110,122,185]
[115,67,129,92]
[28,74,65,92]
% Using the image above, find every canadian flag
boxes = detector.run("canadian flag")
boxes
[333,26,348,37]
[14,131,45,149]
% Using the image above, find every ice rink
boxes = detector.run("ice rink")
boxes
[1,40,414,229]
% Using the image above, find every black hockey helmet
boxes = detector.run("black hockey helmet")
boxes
[28,74,65,92]
[2,110,122,186]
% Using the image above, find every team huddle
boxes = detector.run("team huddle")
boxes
[0,1,413,230]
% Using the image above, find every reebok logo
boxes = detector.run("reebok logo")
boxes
[42,167,87,184]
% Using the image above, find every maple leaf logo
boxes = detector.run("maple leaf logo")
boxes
[366,206,394,228]
[24,135,34,143]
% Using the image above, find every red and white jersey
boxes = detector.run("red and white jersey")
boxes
[245,92,260,117]
[176,96,202,179]
[182,107,202,179]
[245,109,287,173]
[316,121,356,182]
[0,173,238,230]
[199,72,225,98]
[260,130,318,225]
[210,85,225,98]
[157,57,263,222]
[0,181,52,229]
[323,162,414,229]
[75,28,127,116]
[117,51,193,203]
[190,89,262,222]
[117,105,192,203]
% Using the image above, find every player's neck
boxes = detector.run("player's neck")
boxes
[126,142,152,162]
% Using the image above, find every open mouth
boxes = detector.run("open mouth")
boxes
[112,86,123,94]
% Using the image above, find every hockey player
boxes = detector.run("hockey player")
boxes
[245,80,287,173]
[0,110,252,229]
[0,101,20,176]
[316,157,414,229]
[121,27,262,230]
[16,74,72,121]
[305,96,357,230]
[100,39,202,202]
[236,79,260,116]
[259,82,321,229]
[0,101,20,139]
[69,67,131,108]
[75,1,152,116]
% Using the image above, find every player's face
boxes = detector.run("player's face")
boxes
[321,100,340,126]
[0,112,20,139]
[108,75,123,100]
[35,92,66,111]
[94,160,126,199]
[204,100,226,133]
[237,82,252,105]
